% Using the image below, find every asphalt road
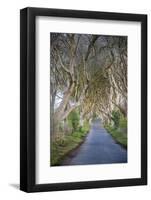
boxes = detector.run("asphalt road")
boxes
[61,119,127,165]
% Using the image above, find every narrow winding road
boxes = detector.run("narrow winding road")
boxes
[61,119,127,165]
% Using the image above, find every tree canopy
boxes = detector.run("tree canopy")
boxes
[50,33,127,137]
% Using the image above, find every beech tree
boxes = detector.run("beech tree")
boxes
[50,33,127,137]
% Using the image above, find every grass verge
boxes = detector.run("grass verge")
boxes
[105,125,127,149]
[51,124,89,166]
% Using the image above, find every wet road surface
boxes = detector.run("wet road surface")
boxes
[61,119,127,165]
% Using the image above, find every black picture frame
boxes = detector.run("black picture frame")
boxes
[20,7,147,192]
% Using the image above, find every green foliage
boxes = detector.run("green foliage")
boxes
[105,125,127,148]
[105,109,127,148]
[51,121,90,166]
[111,110,120,128]
[68,110,80,132]
[79,121,90,133]
[119,117,127,128]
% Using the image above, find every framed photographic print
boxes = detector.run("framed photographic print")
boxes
[20,7,147,192]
